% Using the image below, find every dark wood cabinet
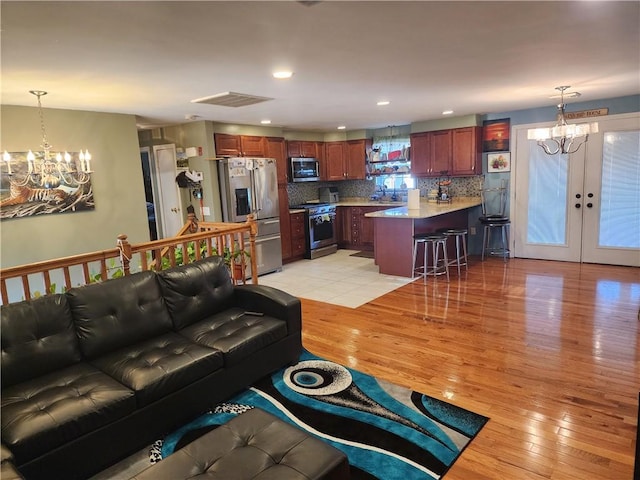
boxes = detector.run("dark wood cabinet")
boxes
[278,185,292,261]
[265,137,288,185]
[289,212,306,259]
[451,127,482,176]
[336,206,352,246]
[324,141,347,181]
[337,205,385,250]
[430,129,453,175]
[214,133,265,157]
[287,141,318,158]
[324,139,368,181]
[346,139,367,180]
[410,132,430,176]
[410,127,482,177]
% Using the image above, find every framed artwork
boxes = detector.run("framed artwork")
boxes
[483,118,510,152]
[1,151,95,220]
[487,152,511,173]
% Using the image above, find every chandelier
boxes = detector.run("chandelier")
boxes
[527,86,599,155]
[2,90,92,189]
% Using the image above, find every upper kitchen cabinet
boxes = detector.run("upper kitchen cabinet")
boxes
[410,127,482,177]
[429,129,453,176]
[287,141,318,158]
[324,141,347,180]
[346,139,368,180]
[265,137,288,185]
[409,132,430,176]
[451,127,482,176]
[214,133,265,157]
[325,139,368,181]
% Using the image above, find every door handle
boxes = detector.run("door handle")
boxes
[587,203,593,208]
[575,203,581,209]
[575,193,581,199]
[587,193,594,198]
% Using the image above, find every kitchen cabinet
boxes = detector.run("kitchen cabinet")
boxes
[278,185,292,261]
[409,132,430,176]
[324,139,368,181]
[214,133,265,157]
[337,205,385,250]
[429,129,453,176]
[287,141,318,158]
[265,137,288,185]
[451,127,482,175]
[324,141,347,181]
[289,212,306,259]
[410,127,482,177]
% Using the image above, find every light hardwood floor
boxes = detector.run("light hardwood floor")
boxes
[301,257,639,479]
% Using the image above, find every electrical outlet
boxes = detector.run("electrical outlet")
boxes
[470,226,477,235]
[201,206,210,217]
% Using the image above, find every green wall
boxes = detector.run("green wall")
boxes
[0,105,148,268]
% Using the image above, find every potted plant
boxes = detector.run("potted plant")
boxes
[220,244,251,282]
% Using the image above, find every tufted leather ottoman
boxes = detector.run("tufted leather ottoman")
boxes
[131,408,350,480]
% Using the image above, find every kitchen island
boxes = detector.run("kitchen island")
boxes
[364,197,482,277]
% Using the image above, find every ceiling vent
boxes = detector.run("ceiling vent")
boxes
[191,92,273,108]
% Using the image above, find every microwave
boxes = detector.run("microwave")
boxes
[290,157,320,182]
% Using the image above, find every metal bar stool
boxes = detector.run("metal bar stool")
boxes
[437,228,468,275]
[412,233,450,281]
[479,179,510,262]
[480,218,510,261]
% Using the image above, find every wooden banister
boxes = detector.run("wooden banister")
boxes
[0,216,258,304]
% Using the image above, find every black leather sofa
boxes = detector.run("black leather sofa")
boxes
[1,256,302,480]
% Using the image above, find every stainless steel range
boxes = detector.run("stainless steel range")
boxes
[291,203,338,259]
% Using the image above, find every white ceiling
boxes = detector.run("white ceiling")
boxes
[2,1,639,132]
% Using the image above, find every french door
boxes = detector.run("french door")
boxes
[513,113,640,267]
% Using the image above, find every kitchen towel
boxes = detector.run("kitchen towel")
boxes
[408,189,420,210]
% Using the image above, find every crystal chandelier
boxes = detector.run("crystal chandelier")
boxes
[527,86,599,155]
[2,90,93,189]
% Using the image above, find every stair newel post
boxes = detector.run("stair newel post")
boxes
[187,212,199,233]
[117,234,132,276]
[247,214,258,285]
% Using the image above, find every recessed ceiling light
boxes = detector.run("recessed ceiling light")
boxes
[337,125,346,130]
[273,71,293,79]
[377,100,390,106]
[442,110,454,115]
[260,119,272,124]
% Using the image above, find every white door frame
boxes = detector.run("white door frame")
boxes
[511,112,640,266]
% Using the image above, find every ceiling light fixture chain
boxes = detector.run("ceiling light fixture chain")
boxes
[527,85,599,156]
[31,90,53,157]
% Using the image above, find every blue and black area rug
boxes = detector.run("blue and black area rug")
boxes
[152,350,489,479]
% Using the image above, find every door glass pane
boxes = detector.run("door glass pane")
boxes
[527,145,569,245]
[599,131,640,248]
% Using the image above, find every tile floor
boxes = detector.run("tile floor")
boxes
[257,249,414,308]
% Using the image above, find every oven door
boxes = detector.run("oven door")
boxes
[309,211,337,250]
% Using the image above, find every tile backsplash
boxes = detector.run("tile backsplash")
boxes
[286,176,482,205]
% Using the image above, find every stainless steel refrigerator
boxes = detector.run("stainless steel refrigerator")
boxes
[217,157,282,277]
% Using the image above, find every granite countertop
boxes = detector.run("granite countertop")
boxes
[363,197,482,219]
[288,198,404,213]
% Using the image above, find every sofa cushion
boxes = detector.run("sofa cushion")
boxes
[158,256,234,330]
[91,332,223,407]
[178,308,288,367]
[1,363,135,464]
[67,271,173,359]
[1,295,81,389]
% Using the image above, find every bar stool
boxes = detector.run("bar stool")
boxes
[412,233,450,281]
[480,217,510,261]
[437,228,468,275]
[479,179,510,262]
